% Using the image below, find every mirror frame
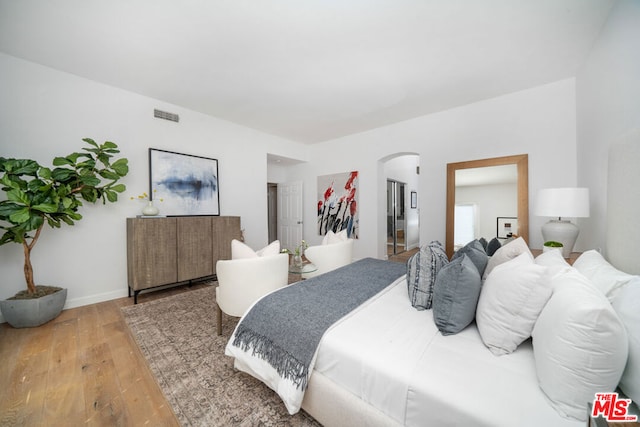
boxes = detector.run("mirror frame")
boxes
[445,154,528,258]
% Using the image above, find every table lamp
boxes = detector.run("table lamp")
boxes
[535,188,590,258]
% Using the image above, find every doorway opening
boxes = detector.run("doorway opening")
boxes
[379,153,420,259]
[267,183,278,243]
[387,180,407,256]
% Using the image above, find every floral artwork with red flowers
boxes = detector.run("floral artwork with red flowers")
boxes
[317,171,358,238]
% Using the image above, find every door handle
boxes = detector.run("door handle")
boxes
[297,221,303,224]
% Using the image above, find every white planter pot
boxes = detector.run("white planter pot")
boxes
[543,245,563,254]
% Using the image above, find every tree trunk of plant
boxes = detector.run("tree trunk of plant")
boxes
[23,241,36,294]
[22,224,43,295]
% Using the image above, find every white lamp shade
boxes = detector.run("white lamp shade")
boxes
[535,187,590,257]
[535,188,590,218]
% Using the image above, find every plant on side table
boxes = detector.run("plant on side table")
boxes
[282,240,308,268]
[0,138,129,328]
[543,240,564,253]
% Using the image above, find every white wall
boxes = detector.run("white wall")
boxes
[0,53,306,319]
[576,0,640,255]
[285,79,577,260]
[0,52,581,320]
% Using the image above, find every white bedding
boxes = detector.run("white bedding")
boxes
[228,276,583,426]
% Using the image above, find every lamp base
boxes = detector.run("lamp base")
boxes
[541,220,579,258]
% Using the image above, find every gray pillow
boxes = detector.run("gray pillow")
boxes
[433,254,482,335]
[452,239,489,277]
[487,238,502,256]
[478,237,488,252]
[406,241,449,310]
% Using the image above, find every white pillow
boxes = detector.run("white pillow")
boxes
[321,229,349,245]
[482,237,531,280]
[231,239,281,259]
[611,276,640,404]
[573,249,635,302]
[476,252,552,356]
[534,248,570,268]
[532,268,628,421]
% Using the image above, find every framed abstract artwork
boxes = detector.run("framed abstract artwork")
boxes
[149,148,220,216]
[317,171,359,238]
[496,216,517,239]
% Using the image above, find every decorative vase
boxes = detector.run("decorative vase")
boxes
[292,254,303,268]
[142,201,159,216]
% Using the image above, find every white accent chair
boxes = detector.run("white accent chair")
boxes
[302,239,354,279]
[215,253,289,335]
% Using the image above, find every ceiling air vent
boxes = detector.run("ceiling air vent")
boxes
[154,109,179,123]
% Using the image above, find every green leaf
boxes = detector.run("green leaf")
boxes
[67,153,81,163]
[111,159,129,176]
[99,170,120,180]
[6,188,30,205]
[32,203,59,214]
[26,179,46,193]
[0,230,18,245]
[0,202,22,219]
[59,216,73,226]
[77,159,96,170]
[80,187,97,203]
[51,168,75,182]
[9,207,31,224]
[111,183,126,193]
[64,210,82,221]
[79,175,100,187]
[62,198,73,209]
[82,138,98,148]
[1,159,40,175]
[0,175,22,191]
[101,141,118,150]
[56,184,71,198]
[52,156,74,166]
[48,217,62,228]
[105,190,117,203]
[38,167,52,179]
[96,153,111,166]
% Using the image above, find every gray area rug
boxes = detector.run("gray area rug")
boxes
[121,285,321,426]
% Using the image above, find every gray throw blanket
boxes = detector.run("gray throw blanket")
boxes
[231,257,406,390]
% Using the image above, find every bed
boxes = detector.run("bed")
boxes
[225,135,640,427]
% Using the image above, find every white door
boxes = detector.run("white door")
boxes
[277,181,303,253]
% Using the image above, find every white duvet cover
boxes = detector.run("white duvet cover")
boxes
[228,276,583,426]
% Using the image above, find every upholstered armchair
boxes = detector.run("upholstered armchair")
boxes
[302,239,354,279]
[215,253,289,335]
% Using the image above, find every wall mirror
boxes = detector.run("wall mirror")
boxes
[445,154,528,258]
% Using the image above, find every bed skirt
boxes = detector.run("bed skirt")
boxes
[302,371,401,427]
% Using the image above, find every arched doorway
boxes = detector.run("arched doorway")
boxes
[378,153,420,259]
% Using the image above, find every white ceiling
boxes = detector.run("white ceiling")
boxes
[0,0,614,144]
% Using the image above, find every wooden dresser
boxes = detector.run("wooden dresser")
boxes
[126,216,241,303]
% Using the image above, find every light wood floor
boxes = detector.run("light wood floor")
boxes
[0,283,210,427]
[0,254,414,427]
[387,247,418,263]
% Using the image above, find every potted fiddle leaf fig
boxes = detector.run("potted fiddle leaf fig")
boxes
[543,240,564,253]
[0,138,129,327]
